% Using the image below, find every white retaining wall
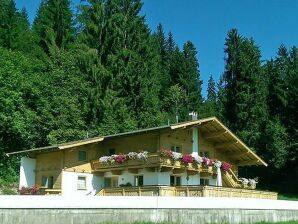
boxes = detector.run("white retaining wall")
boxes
[19,157,36,189]
[0,196,298,210]
[1,196,298,224]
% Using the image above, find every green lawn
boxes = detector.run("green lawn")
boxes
[278,193,298,201]
[101,221,298,224]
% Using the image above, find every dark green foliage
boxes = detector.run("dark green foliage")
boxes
[33,0,73,54]
[0,2,297,196]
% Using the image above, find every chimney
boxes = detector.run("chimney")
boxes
[188,112,198,121]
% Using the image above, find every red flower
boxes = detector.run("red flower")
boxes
[115,154,127,164]
[182,154,193,164]
[221,161,232,171]
[160,148,173,158]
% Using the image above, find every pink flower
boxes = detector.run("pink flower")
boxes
[202,157,213,166]
[160,148,173,158]
[182,154,193,164]
[221,161,232,171]
[115,154,127,164]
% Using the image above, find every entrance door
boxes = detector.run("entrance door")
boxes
[104,177,118,188]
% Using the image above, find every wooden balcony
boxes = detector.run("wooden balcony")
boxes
[92,153,214,174]
[96,185,278,200]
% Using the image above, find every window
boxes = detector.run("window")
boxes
[78,150,87,161]
[134,175,144,186]
[77,176,87,190]
[200,151,209,158]
[170,176,181,186]
[42,176,54,189]
[104,177,118,188]
[108,148,116,156]
[200,178,209,186]
[171,145,181,153]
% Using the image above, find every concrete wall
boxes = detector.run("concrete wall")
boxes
[0,196,298,224]
[19,157,36,188]
[61,171,103,196]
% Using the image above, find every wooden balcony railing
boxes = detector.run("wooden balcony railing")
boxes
[92,152,214,174]
[96,185,278,200]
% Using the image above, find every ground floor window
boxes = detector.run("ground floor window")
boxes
[134,175,143,186]
[200,178,209,186]
[41,176,53,189]
[77,176,87,190]
[104,177,118,188]
[170,175,181,186]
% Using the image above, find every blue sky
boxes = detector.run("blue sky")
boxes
[16,0,298,97]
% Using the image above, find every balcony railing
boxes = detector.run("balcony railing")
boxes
[92,152,214,174]
[96,185,278,200]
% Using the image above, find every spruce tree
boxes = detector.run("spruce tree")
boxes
[220,29,267,149]
[207,75,216,102]
[33,0,73,54]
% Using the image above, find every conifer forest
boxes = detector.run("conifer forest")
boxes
[0,0,297,194]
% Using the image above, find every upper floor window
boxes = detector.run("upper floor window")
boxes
[42,176,53,189]
[108,148,116,156]
[78,150,87,161]
[134,175,144,186]
[170,175,181,186]
[171,145,181,153]
[77,176,87,190]
[200,151,209,158]
[200,178,209,186]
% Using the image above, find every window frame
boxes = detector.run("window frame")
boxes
[200,178,209,186]
[77,176,87,190]
[170,175,181,186]
[134,175,144,187]
[171,145,182,153]
[78,150,87,161]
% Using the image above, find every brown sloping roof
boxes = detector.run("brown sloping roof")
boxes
[6,117,267,166]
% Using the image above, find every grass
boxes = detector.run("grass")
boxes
[278,193,298,201]
[100,221,298,224]
[256,221,298,224]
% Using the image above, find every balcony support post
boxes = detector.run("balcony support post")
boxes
[192,127,199,156]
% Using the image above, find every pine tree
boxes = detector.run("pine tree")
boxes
[33,0,73,54]
[220,29,267,149]
[0,0,17,49]
[207,75,216,102]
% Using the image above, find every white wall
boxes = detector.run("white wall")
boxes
[19,157,36,189]
[61,171,104,196]
[100,170,213,187]
[0,196,297,210]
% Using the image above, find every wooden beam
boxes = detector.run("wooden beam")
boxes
[204,130,227,139]
[111,170,122,175]
[160,167,173,172]
[173,168,185,174]
[187,170,198,176]
[214,141,238,149]
[237,160,260,166]
[127,168,139,174]
[228,151,251,159]
[144,167,156,172]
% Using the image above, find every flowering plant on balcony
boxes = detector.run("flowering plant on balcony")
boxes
[221,161,232,171]
[213,160,222,169]
[19,185,40,195]
[137,151,148,160]
[127,152,138,159]
[193,155,203,164]
[99,151,149,164]
[182,154,193,164]
[160,148,173,158]
[202,157,213,166]
[115,154,127,164]
[99,156,111,163]
[172,152,183,160]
